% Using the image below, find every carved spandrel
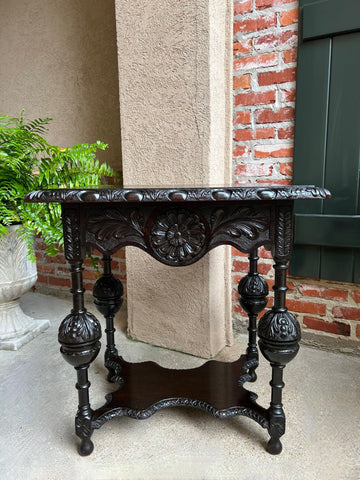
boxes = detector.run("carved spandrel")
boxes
[85,207,146,254]
[209,205,272,253]
[85,204,274,265]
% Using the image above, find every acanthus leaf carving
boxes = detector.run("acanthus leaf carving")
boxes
[58,311,102,345]
[210,207,269,240]
[87,209,145,243]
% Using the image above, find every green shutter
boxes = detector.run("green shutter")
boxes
[291,0,360,283]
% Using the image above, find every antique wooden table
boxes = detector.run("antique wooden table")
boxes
[25,185,330,456]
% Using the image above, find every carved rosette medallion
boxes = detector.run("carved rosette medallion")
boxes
[149,209,206,265]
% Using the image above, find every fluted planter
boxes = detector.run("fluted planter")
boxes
[0,225,49,350]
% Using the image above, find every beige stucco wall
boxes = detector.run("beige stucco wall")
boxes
[115,0,233,357]
[0,0,121,168]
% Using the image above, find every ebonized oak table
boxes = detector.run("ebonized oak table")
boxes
[25,185,330,456]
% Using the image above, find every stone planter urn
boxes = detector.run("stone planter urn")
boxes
[0,225,49,350]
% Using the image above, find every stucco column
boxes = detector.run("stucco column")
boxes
[115,0,233,357]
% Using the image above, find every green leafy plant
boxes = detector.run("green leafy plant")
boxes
[0,111,118,259]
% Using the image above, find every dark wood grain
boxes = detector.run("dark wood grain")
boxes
[92,356,269,428]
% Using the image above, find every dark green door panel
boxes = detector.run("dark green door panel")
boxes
[292,37,331,215]
[323,33,360,216]
[295,215,360,248]
[291,0,360,283]
[303,0,360,41]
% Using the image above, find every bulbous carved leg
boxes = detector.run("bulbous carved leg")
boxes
[258,258,301,454]
[238,249,269,382]
[58,261,101,456]
[93,255,123,382]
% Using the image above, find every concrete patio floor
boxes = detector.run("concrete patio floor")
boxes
[0,292,359,480]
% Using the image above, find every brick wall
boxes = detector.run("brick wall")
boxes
[232,0,360,349]
[35,238,126,297]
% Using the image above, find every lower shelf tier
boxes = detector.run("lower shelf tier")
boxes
[91,355,269,430]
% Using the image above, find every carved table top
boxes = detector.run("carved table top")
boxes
[25,185,331,204]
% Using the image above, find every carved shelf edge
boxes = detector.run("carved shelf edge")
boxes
[91,356,269,430]
[25,185,331,204]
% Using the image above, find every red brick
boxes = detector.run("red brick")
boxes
[253,30,297,52]
[286,299,326,315]
[256,107,295,123]
[234,129,253,141]
[258,246,273,259]
[233,261,272,276]
[83,282,96,291]
[278,126,294,139]
[57,266,70,275]
[234,163,273,177]
[234,53,279,71]
[279,162,293,176]
[280,8,298,27]
[283,48,297,63]
[36,274,49,284]
[256,0,294,8]
[231,247,248,257]
[235,90,276,107]
[258,263,272,275]
[351,290,360,303]
[234,110,251,125]
[35,251,44,261]
[357,325,360,338]
[234,303,248,316]
[48,276,71,288]
[280,88,296,102]
[234,0,253,15]
[299,284,348,302]
[37,264,55,274]
[233,39,253,55]
[256,127,275,139]
[333,306,360,321]
[234,127,275,141]
[257,178,292,185]
[258,68,296,86]
[254,145,294,158]
[82,270,100,281]
[112,249,125,259]
[267,279,296,292]
[109,260,120,271]
[234,14,277,34]
[233,261,250,273]
[303,316,350,336]
[233,74,251,90]
[233,145,250,158]
[44,254,67,264]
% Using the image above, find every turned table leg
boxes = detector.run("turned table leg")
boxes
[238,249,269,382]
[93,254,123,382]
[258,257,300,454]
[58,260,102,456]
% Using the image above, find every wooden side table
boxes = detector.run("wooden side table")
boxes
[25,185,330,456]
